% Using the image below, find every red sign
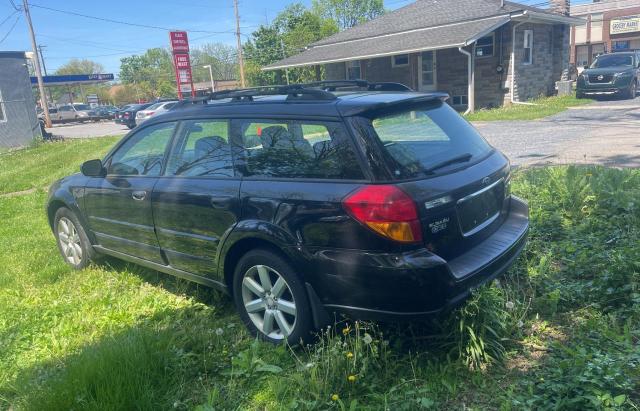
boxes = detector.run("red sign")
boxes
[169,31,190,53]
[169,31,195,99]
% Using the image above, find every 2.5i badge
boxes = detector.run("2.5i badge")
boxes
[429,217,450,234]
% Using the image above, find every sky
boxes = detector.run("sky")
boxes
[0,0,593,77]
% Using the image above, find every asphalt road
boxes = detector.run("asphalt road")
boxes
[46,97,640,168]
[475,97,640,168]
[46,121,129,139]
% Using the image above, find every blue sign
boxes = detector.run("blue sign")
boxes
[30,73,115,85]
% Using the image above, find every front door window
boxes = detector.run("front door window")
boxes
[419,51,436,91]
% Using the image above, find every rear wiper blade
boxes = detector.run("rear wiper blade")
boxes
[423,153,473,175]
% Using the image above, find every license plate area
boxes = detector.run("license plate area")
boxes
[456,178,503,237]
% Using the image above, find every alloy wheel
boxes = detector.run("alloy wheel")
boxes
[241,264,297,340]
[57,217,83,265]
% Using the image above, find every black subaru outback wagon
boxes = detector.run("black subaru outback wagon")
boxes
[47,81,529,344]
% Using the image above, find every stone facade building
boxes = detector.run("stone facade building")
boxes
[570,0,640,69]
[265,0,580,111]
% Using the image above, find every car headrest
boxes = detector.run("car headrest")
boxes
[194,136,228,158]
[260,126,290,148]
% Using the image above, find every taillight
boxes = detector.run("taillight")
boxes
[343,185,422,244]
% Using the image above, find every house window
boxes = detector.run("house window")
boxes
[574,19,587,44]
[592,44,605,62]
[451,95,468,106]
[523,30,533,65]
[346,60,361,80]
[613,41,630,51]
[0,89,6,123]
[475,34,494,58]
[391,54,409,67]
[590,13,603,42]
[576,45,589,68]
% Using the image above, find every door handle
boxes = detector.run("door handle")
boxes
[132,190,147,201]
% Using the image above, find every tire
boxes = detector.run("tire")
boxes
[127,124,135,130]
[53,207,96,270]
[626,81,637,100]
[232,248,313,345]
[576,91,585,99]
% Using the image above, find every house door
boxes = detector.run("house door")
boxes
[418,51,437,91]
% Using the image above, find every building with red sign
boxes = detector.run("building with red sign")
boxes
[570,0,640,69]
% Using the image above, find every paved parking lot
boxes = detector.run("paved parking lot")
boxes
[45,97,640,168]
[476,97,640,168]
[46,121,129,139]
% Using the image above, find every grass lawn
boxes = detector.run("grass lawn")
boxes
[465,94,594,122]
[1,139,639,410]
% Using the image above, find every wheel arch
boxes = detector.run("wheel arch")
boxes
[221,236,294,292]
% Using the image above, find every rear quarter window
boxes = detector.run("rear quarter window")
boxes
[367,102,493,179]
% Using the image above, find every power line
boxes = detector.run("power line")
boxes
[7,0,20,11]
[0,9,19,27]
[29,3,239,34]
[0,15,20,44]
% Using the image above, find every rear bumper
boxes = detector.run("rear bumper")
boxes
[305,196,529,322]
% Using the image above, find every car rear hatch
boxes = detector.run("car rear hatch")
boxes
[355,98,512,261]
[397,152,511,261]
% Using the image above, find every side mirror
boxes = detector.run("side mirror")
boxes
[583,65,589,70]
[81,159,106,177]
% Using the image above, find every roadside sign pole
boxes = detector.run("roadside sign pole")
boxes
[22,0,51,127]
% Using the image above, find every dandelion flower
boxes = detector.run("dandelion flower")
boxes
[517,320,524,328]
[347,375,357,383]
[331,394,339,401]
[215,328,224,336]
[505,301,515,310]
[342,326,351,336]
[363,333,373,345]
[346,352,354,359]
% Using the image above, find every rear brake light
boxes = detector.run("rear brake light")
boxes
[343,185,422,243]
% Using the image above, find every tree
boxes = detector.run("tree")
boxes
[119,48,176,99]
[312,0,384,30]
[54,59,105,75]
[191,43,238,83]
[243,3,338,86]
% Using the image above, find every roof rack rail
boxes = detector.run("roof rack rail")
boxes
[304,80,412,92]
[172,80,413,109]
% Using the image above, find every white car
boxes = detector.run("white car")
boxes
[135,101,178,124]
[54,103,96,123]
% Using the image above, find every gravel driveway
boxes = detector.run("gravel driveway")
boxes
[474,97,640,168]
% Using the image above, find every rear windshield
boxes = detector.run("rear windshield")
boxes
[73,104,90,111]
[369,102,493,179]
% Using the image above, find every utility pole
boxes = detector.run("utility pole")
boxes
[37,45,47,75]
[22,0,51,127]
[233,0,246,87]
[37,44,55,105]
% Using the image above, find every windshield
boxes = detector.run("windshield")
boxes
[369,102,493,179]
[591,54,634,68]
[73,104,90,111]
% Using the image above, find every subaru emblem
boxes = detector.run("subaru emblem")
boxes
[482,177,491,185]
[597,75,604,81]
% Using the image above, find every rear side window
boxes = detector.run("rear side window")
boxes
[233,119,364,180]
[166,119,233,177]
[368,102,492,179]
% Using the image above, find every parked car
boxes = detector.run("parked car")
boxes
[114,103,153,129]
[135,101,178,124]
[577,51,640,99]
[94,105,119,120]
[47,81,529,344]
[52,103,97,123]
